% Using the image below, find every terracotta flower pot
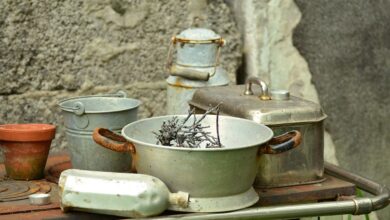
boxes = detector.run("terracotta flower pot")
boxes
[0,124,56,180]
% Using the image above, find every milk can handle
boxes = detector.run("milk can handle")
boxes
[93,128,137,172]
[258,130,302,154]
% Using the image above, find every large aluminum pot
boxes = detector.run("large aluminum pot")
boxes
[92,115,301,212]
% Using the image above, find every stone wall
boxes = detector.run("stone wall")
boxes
[0,0,241,152]
[293,1,390,219]
[229,0,388,219]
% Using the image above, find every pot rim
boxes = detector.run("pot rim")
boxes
[0,123,56,142]
[121,115,274,152]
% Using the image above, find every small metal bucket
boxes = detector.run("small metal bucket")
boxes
[58,91,141,171]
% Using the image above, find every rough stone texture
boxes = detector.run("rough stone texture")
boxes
[0,0,241,153]
[294,1,390,219]
[228,0,338,164]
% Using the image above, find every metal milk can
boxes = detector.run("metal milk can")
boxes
[166,28,229,114]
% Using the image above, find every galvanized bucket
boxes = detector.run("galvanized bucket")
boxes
[58,91,141,171]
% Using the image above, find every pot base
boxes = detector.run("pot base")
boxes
[168,187,259,212]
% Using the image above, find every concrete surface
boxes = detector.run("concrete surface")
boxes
[294,1,390,219]
[0,0,241,152]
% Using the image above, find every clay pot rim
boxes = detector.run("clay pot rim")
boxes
[0,124,56,142]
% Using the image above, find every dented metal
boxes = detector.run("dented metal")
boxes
[59,169,189,218]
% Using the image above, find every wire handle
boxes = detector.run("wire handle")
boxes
[59,90,128,116]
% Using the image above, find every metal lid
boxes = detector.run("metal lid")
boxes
[176,28,221,41]
[189,85,327,125]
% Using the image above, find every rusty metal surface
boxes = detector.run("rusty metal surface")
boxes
[44,155,71,184]
[256,174,355,206]
[0,202,60,215]
[0,209,118,220]
[0,182,39,202]
[0,181,29,198]
[0,180,51,202]
[0,155,63,218]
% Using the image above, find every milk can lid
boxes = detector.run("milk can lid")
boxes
[176,28,221,41]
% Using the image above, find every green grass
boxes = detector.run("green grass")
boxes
[348,188,370,220]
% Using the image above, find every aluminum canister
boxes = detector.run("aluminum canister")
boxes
[189,77,327,188]
[166,28,229,114]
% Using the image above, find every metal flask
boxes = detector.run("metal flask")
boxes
[166,28,229,114]
[189,77,327,188]
[59,169,189,218]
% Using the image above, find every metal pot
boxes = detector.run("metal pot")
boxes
[92,115,301,212]
[189,77,327,188]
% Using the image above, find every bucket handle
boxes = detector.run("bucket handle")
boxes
[58,91,128,116]
[92,128,137,173]
[258,130,302,155]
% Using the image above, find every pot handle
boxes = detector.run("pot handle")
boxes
[92,128,137,172]
[258,130,302,154]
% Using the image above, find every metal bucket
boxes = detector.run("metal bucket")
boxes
[58,91,141,171]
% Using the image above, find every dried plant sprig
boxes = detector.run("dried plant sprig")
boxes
[154,104,223,148]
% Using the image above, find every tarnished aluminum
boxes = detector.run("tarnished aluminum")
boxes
[59,169,189,218]
[166,28,229,114]
[92,115,302,212]
[174,28,224,68]
[189,77,327,188]
[58,91,141,172]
